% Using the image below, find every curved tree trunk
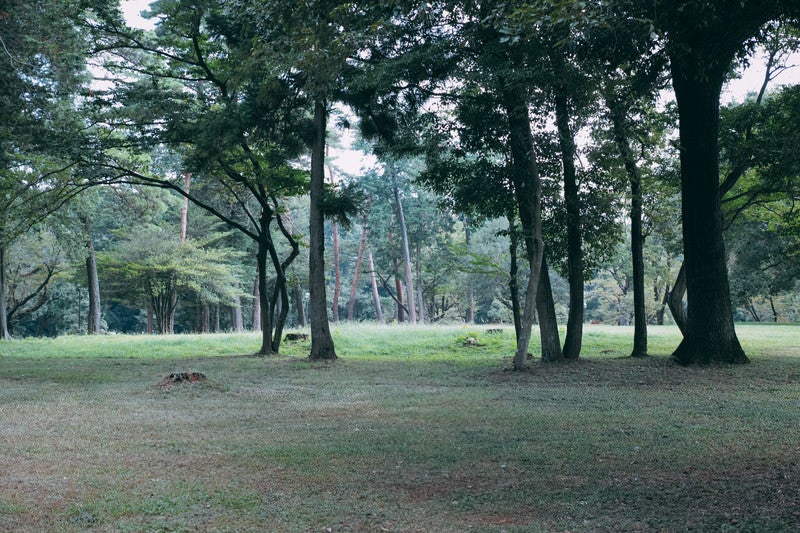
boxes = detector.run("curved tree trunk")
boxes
[503,90,544,371]
[554,93,584,360]
[667,264,687,335]
[670,56,747,365]
[308,100,337,360]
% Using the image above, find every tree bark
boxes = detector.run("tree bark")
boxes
[0,243,10,340]
[331,220,341,322]
[252,269,261,332]
[368,251,383,323]
[231,295,244,332]
[503,90,545,371]
[607,96,647,357]
[507,216,522,341]
[308,99,337,360]
[393,184,417,324]
[554,92,584,360]
[670,55,747,365]
[83,216,102,335]
[347,225,368,320]
[293,283,307,327]
[416,241,425,324]
[537,256,563,362]
[668,264,687,335]
[465,224,475,324]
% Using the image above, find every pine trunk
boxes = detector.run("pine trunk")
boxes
[331,220,340,322]
[308,100,337,360]
[231,295,244,332]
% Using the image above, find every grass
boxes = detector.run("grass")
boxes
[1,323,799,531]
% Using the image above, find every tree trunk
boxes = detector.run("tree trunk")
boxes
[554,92,584,360]
[180,172,191,243]
[393,184,417,324]
[231,295,244,332]
[537,256,563,362]
[670,56,747,365]
[507,217,522,341]
[416,241,425,324]
[0,243,10,340]
[607,96,647,357]
[394,260,404,323]
[293,283,307,327]
[668,264,687,334]
[256,235,274,354]
[252,269,261,332]
[465,224,475,324]
[503,90,545,370]
[347,225,368,320]
[331,220,341,322]
[368,251,383,323]
[84,217,102,335]
[308,99,337,360]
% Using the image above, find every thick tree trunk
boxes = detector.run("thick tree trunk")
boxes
[537,256,563,362]
[607,97,647,357]
[331,220,340,322]
[0,243,10,340]
[82,216,102,335]
[256,236,274,355]
[393,185,417,324]
[308,100,337,360]
[670,58,747,365]
[668,264,687,334]
[347,225,368,320]
[368,252,383,323]
[503,90,544,370]
[554,93,584,360]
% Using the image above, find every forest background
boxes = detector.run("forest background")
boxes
[2,0,800,364]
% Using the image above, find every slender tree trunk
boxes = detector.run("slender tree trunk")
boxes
[465,225,475,324]
[146,302,154,335]
[416,241,425,324]
[308,99,337,360]
[769,296,778,323]
[537,256,563,362]
[252,269,261,332]
[0,243,10,340]
[670,56,747,365]
[607,96,647,357]
[554,93,584,360]
[83,217,102,335]
[368,252,383,323]
[256,236,274,355]
[507,217,522,341]
[394,260,404,323]
[231,295,244,332]
[393,185,417,324]
[293,283,307,327]
[347,225,368,320]
[503,90,545,370]
[331,220,341,322]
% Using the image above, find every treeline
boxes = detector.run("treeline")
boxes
[1,0,799,366]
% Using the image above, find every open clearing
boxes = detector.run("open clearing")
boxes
[1,324,799,531]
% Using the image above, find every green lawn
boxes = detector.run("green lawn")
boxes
[1,324,799,531]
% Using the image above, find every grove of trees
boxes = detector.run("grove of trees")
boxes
[2,0,800,366]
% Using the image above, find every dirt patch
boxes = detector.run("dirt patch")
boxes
[158,372,207,389]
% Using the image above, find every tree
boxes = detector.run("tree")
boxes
[645,0,800,365]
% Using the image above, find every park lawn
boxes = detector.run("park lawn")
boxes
[0,324,799,531]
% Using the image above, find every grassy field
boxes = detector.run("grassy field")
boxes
[1,323,799,531]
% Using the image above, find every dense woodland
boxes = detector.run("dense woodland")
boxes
[2,0,800,365]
